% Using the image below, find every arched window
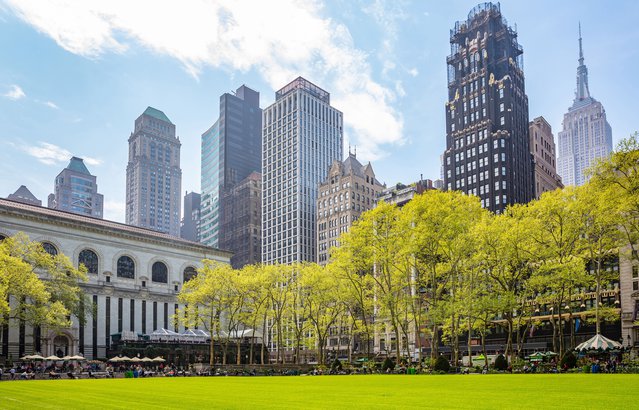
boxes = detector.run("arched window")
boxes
[41,242,58,256]
[78,249,98,274]
[152,261,168,283]
[117,256,135,279]
[183,266,197,283]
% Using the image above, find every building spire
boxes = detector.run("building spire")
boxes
[575,22,590,102]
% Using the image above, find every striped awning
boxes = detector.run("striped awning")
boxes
[575,334,622,352]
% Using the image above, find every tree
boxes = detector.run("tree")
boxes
[576,183,624,334]
[336,202,408,359]
[526,188,591,357]
[474,206,535,362]
[239,264,271,364]
[179,260,229,366]
[299,263,345,365]
[590,132,639,260]
[0,233,87,333]
[403,190,485,364]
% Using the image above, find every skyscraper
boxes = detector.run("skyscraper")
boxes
[7,185,41,206]
[262,77,343,264]
[316,152,382,265]
[443,3,534,213]
[48,157,103,218]
[125,107,182,236]
[200,85,262,249]
[180,191,201,242]
[220,172,262,269]
[557,25,613,187]
[529,116,563,198]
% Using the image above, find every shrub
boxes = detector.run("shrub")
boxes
[433,356,450,372]
[494,354,508,371]
[382,357,395,371]
[560,351,577,369]
[331,358,342,372]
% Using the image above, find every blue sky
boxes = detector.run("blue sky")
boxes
[1,0,637,222]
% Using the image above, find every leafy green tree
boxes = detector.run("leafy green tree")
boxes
[0,233,87,333]
[335,202,408,359]
[590,132,639,259]
[403,190,485,364]
[179,260,229,366]
[576,183,624,334]
[527,188,591,357]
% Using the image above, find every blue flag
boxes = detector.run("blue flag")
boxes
[575,318,580,332]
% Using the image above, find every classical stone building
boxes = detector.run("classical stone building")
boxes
[316,152,383,266]
[377,178,434,207]
[0,198,230,361]
[529,116,563,198]
[620,248,639,352]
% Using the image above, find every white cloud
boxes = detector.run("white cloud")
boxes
[3,84,26,100]
[103,200,125,222]
[23,142,71,165]
[43,101,59,109]
[18,141,102,167]
[4,0,404,160]
[408,67,419,77]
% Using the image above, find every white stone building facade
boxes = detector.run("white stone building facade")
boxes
[0,198,230,361]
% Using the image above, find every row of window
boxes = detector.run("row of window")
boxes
[38,241,197,284]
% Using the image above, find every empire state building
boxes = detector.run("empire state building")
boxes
[557,25,613,187]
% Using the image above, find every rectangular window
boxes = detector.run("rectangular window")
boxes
[130,299,135,332]
[105,297,111,349]
[500,117,505,126]
[117,297,123,333]
[153,301,158,331]
[142,300,147,334]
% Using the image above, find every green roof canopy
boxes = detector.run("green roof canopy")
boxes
[67,157,90,175]
[143,106,173,124]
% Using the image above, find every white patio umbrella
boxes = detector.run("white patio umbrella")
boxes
[141,357,154,363]
[152,356,166,362]
[69,355,86,361]
[45,355,62,361]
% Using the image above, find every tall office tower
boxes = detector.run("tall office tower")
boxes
[7,185,42,206]
[262,77,343,265]
[220,172,262,268]
[48,157,104,218]
[443,3,534,213]
[180,191,201,242]
[316,152,383,265]
[557,25,613,187]
[125,107,182,236]
[200,85,262,248]
[529,117,563,198]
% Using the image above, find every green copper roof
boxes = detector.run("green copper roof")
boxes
[143,106,173,124]
[67,157,91,175]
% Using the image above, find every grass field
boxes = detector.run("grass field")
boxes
[0,374,636,409]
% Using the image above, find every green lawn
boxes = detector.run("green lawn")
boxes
[0,374,635,409]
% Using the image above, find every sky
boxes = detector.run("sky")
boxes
[1,0,638,222]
